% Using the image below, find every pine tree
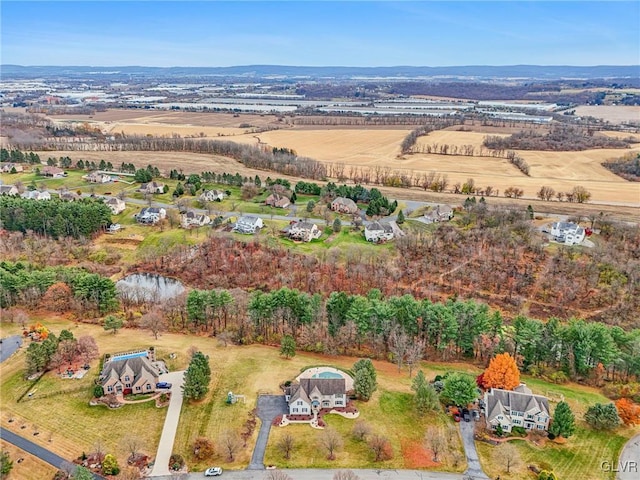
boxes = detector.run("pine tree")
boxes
[182,351,211,401]
[353,359,377,401]
[333,217,342,233]
[412,370,439,414]
[280,335,296,359]
[585,403,621,430]
[549,401,576,438]
[396,209,405,224]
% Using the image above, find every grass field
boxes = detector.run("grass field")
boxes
[0,439,57,480]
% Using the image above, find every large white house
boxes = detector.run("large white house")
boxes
[364,221,394,242]
[199,189,225,202]
[104,197,126,214]
[21,190,51,201]
[287,221,322,242]
[181,211,211,228]
[484,384,550,433]
[234,215,263,234]
[84,171,113,183]
[135,207,167,224]
[550,221,586,246]
[285,378,348,415]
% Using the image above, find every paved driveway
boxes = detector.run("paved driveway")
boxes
[0,335,23,363]
[248,395,288,470]
[459,420,489,480]
[617,433,640,480]
[149,370,186,477]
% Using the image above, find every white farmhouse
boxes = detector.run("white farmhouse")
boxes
[104,197,126,215]
[364,221,395,242]
[550,221,586,246]
[181,211,211,228]
[234,215,263,234]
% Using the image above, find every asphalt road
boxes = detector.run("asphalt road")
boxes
[0,427,104,479]
[149,468,469,480]
[617,433,640,480]
[0,335,23,363]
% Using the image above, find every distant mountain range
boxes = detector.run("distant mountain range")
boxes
[2,64,639,80]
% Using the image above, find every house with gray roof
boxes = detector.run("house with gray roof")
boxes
[0,184,19,196]
[364,221,394,242]
[285,378,347,415]
[199,189,225,202]
[99,353,162,396]
[550,221,586,246]
[287,221,322,242]
[424,205,454,224]
[330,196,358,214]
[484,384,550,433]
[234,215,263,234]
[21,190,51,201]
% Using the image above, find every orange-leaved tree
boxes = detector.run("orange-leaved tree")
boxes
[615,398,640,426]
[483,352,520,390]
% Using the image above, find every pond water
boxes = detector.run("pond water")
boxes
[116,273,185,302]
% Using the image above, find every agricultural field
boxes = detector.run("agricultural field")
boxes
[573,105,640,124]
[34,105,640,205]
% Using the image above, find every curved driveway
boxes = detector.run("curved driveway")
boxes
[617,433,640,480]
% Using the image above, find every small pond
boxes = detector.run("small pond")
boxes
[116,273,185,302]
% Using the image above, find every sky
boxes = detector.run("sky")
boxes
[1,1,639,67]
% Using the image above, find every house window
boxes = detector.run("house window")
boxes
[293,408,298,413]
[526,414,534,419]
[146,384,152,390]
[537,425,545,430]
[136,386,141,391]
[107,386,113,392]
[124,376,130,382]
[513,419,521,425]
[125,383,131,388]
[336,400,343,405]
[297,401,303,405]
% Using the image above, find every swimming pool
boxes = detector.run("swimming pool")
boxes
[312,371,344,379]
[111,351,148,362]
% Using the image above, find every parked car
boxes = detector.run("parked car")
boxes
[462,408,471,422]
[205,466,223,476]
[156,382,172,389]
[472,409,480,421]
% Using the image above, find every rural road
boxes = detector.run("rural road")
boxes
[249,395,288,470]
[459,420,489,479]
[616,433,640,480]
[149,468,469,480]
[0,427,104,479]
[0,335,23,363]
[149,370,186,477]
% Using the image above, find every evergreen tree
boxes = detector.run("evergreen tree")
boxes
[103,315,123,335]
[0,450,13,477]
[585,403,621,430]
[306,200,316,213]
[280,335,296,359]
[549,401,576,438]
[182,351,211,401]
[353,358,377,401]
[396,209,405,224]
[332,218,342,233]
[412,370,439,413]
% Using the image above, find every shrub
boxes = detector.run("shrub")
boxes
[93,385,104,398]
[512,426,527,437]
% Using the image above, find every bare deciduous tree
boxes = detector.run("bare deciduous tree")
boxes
[368,434,393,461]
[319,428,343,460]
[277,432,295,460]
[333,470,362,480]
[220,431,242,461]
[351,420,372,441]
[425,426,445,462]
[388,326,409,372]
[405,338,425,377]
[140,307,168,340]
[496,442,521,473]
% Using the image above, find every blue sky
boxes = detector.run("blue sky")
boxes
[1,1,639,66]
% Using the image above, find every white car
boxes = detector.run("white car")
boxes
[205,467,223,477]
